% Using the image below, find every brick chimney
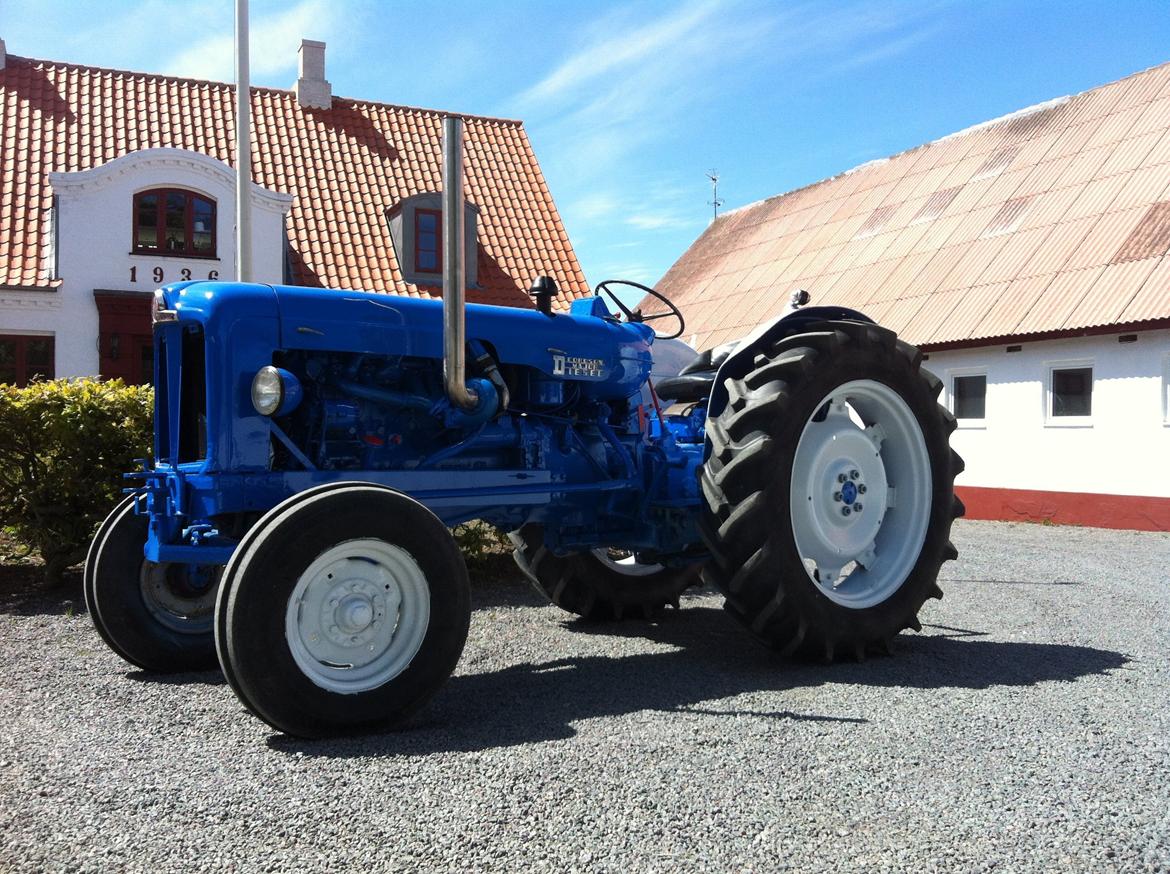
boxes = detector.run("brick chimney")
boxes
[294,39,331,110]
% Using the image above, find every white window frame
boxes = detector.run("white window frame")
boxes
[1162,351,1170,427]
[1044,358,1094,428]
[945,367,988,429]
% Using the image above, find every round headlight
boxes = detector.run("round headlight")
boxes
[251,366,283,416]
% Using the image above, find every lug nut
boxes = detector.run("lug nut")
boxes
[850,469,860,480]
[853,502,863,512]
[842,507,852,516]
[837,473,848,483]
[833,491,842,502]
[858,484,867,494]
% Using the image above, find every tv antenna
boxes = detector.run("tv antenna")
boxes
[706,169,724,221]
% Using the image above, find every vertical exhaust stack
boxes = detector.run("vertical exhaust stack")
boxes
[442,116,479,410]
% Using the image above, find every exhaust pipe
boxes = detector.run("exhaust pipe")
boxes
[442,115,479,410]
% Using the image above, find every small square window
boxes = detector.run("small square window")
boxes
[953,374,986,419]
[1051,366,1092,417]
[1161,355,1169,425]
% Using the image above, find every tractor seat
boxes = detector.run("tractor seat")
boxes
[653,340,739,404]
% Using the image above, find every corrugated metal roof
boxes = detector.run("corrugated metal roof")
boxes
[1114,200,1170,261]
[1063,256,1160,329]
[657,60,1170,349]
[1120,255,1170,322]
[0,55,588,308]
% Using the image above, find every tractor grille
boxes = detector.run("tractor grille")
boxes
[156,326,208,464]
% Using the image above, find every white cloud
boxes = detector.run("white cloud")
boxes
[568,191,623,222]
[595,262,657,285]
[626,211,695,231]
[514,0,722,109]
[164,0,339,83]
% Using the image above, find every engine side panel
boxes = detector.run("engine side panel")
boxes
[269,284,655,402]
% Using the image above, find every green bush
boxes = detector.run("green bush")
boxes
[452,520,516,580]
[0,378,153,585]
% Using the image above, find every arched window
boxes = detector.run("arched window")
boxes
[133,188,216,257]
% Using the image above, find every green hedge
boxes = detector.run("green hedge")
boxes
[0,379,152,585]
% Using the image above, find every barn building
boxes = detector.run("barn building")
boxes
[0,39,588,386]
[656,62,1170,531]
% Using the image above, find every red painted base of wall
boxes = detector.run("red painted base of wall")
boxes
[956,486,1170,532]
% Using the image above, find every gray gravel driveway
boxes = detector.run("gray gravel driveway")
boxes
[0,519,1167,872]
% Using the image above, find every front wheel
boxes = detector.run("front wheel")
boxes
[510,524,699,620]
[699,320,964,660]
[86,497,219,672]
[215,483,470,737]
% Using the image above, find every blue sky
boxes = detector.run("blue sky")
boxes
[4,0,1170,294]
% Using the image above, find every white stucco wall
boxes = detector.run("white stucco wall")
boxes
[0,148,291,378]
[925,329,1170,498]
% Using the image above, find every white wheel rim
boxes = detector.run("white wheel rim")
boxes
[139,562,217,635]
[589,548,664,577]
[284,538,430,694]
[789,379,931,609]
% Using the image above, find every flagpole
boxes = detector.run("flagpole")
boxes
[235,0,252,282]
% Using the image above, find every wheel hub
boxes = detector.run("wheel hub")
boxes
[285,539,430,693]
[139,561,218,634]
[796,413,889,584]
[789,380,931,608]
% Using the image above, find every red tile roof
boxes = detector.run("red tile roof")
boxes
[0,55,588,309]
[656,61,1170,350]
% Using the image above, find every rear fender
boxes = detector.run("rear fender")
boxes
[704,305,875,425]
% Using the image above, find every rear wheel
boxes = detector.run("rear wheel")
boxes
[699,320,964,660]
[87,498,219,672]
[215,484,470,737]
[511,524,699,620]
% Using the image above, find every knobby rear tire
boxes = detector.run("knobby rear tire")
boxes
[699,320,964,661]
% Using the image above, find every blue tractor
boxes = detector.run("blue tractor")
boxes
[86,118,963,737]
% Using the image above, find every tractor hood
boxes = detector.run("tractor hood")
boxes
[158,281,657,397]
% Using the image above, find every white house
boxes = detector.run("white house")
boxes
[655,61,1170,530]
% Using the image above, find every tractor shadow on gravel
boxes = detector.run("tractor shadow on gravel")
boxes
[269,596,1130,759]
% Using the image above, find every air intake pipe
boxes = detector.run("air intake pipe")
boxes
[442,115,480,411]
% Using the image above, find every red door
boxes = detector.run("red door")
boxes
[94,290,153,385]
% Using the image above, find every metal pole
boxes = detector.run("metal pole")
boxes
[234,0,253,282]
[442,115,478,410]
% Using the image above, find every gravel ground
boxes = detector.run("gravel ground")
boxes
[0,519,1167,873]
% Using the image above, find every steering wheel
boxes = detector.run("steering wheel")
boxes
[594,279,685,340]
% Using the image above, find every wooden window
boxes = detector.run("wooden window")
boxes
[0,335,55,386]
[133,188,216,257]
[414,208,442,274]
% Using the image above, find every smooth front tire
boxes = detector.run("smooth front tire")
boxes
[215,483,471,738]
[86,498,219,672]
[699,320,964,660]
[511,523,699,620]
